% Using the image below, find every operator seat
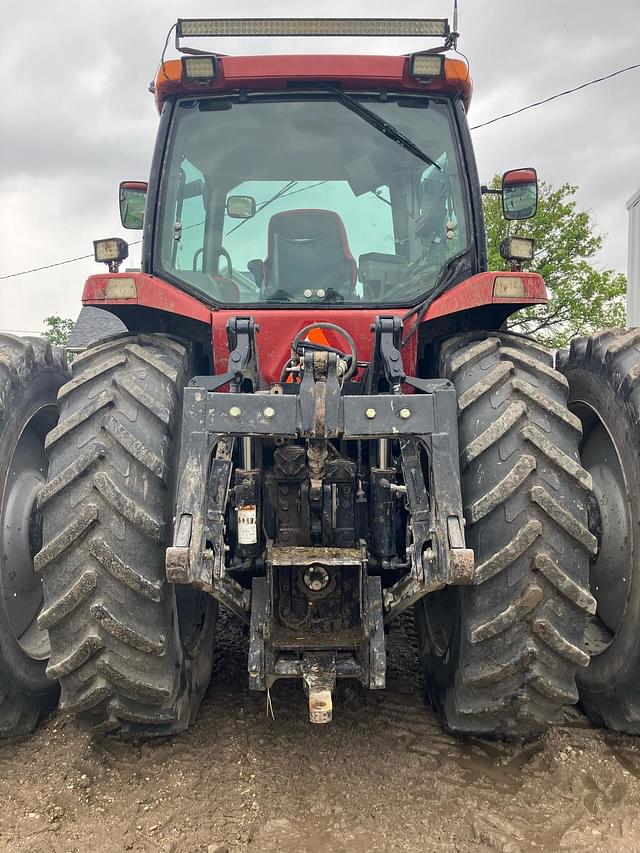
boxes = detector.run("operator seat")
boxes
[263,209,357,300]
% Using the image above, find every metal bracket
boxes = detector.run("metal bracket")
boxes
[247,574,386,701]
[166,319,261,624]
[298,350,341,438]
[381,382,474,622]
[369,316,405,393]
[227,316,259,390]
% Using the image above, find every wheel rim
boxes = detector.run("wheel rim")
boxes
[573,400,632,656]
[1,405,57,660]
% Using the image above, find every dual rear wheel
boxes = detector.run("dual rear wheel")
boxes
[0,335,68,736]
[559,329,640,732]
[0,333,216,738]
[3,329,640,739]
[416,329,640,738]
[36,335,216,736]
[415,332,595,737]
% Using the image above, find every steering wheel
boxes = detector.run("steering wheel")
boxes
[291,322,359,381]
[215,247,233,278]
[192,246,233,278]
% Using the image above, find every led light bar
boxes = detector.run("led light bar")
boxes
[176,18,450,38]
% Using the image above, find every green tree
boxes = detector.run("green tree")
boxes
[484,178,626,348]
[43,315,74,348]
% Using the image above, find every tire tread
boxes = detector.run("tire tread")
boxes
[416,332,593,737]
[39,334,214,736]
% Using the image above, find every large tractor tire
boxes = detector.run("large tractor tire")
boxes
[0,335,68,736]
[415,333,595,738]
[558,328,640,732]
[37,334,216,736]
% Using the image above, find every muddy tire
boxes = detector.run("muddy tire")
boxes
[558,328,640,732]
[37,335,216,736]
[415,333,595,737]
[0,335,69,736]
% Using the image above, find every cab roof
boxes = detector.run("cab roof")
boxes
[152,55,472,114]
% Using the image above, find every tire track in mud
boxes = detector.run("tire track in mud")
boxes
[1,613,640,852]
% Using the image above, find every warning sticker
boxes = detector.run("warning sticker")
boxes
[237,505,258,544]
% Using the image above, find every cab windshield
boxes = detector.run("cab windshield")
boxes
[156,93,470,306]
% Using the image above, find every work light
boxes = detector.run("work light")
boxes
[181,56,218,81]
[93,238,129,273]
[409,54,445,80]
[500,237,535,262]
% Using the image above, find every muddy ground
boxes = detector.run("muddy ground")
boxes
[2,616,640,853]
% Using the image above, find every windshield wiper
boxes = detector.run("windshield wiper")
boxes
[322,86,441,172]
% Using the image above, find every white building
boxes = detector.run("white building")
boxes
[628,188,640,326]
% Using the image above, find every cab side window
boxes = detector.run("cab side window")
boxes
[173,159,206,272]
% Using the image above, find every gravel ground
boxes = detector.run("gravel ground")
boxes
[2,613,640,853]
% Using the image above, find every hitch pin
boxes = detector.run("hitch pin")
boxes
[308,689,333,724]
[302,655,336,724]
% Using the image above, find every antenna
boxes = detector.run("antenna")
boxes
[451,0,459,50]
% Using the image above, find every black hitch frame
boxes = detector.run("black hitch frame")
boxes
[166,316,473,697]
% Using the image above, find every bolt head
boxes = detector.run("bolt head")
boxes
[399,407,411,419]
[365,407,377,419]
[229,405,241,418]
[263,406,276,419]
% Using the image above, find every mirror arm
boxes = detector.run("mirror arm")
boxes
[481,185,502,196]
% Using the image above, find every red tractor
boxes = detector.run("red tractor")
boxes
[1,17,639,739]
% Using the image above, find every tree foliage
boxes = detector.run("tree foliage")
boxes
[484,178,626,348]
[43,315,74,348]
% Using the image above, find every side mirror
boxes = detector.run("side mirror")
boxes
[119,181,147,229]
[227,195,256,219]
[502,168,538,220]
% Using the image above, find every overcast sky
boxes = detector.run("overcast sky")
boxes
[1,0,639,332]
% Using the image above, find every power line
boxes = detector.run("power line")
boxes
[0,240,142,282]
[470,61,640,130]
[0,253,94,280]
[2,61,639,281]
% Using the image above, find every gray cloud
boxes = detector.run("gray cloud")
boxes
[1,0,639,331]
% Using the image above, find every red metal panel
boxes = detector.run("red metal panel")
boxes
[83,270,546,385]
[211,308,417,385]
[154,55,472,111]
[423,271,546,321]
[82,272,212,324]
[209,272,546,384]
